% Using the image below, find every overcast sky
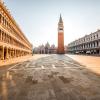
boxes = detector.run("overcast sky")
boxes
[4,0,100,47]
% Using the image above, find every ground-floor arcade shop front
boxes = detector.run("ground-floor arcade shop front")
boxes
[0,45,31,60]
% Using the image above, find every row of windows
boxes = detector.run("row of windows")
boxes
[0,13,30,49]
[69,33,99,47]
[69,41,99,51]
[0,29,29,50]
[78,34,98,43]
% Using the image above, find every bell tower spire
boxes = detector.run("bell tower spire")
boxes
[59,14,63,23]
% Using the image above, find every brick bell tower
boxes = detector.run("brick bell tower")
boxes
[57,14,65,54]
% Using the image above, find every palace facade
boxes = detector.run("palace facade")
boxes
[67,29,100,55]
[0,1,32,60]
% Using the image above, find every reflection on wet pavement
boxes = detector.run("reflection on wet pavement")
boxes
[0,54,100,100]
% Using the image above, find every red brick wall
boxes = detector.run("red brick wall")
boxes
[58,32,64,54]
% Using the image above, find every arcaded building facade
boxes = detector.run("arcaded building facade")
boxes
[67,29,100,55]
[0,1,32,60]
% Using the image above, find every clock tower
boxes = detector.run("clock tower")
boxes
[57,14,65,54]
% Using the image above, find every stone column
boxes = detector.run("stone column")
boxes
[13,49,15,58]
[2,46,4,60]
[18,50,19,57]
[19,51,20,57]
[9,49,11,58]
[6,47,8,59]
[13,49,14,58]
[10,49,13,58]
[15,49,16,57]
[22,51,24,56]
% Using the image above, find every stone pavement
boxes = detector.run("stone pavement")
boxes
[67,54,100,74]
[0,54,48,67]
[0,54,100,100]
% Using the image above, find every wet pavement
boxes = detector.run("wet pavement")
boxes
[0,54,100,100]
